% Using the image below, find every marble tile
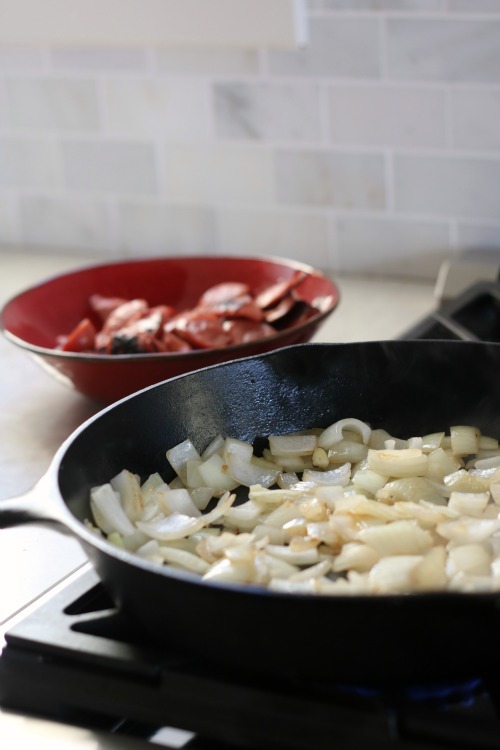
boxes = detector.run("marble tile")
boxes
[104,78,211,138]
[386,19,500,82]
[164,144,274,204]
[156,47,260,76]
[328,84,446,148]
[276,149,386,209]
[50,46,148,71]
[451,88,500,151]
[336,215,451,278]
[62,140,158,195]
[215,208,330,268]
[394,154,500,220]
[6,78,100,131]
[0,193,20,244]
[214,82,322,142]
[117,200,215,256]
[20,195,113,251]
[269,17,380,78]
[0,137,63,188]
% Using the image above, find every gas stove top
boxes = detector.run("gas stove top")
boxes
[1,568,500,750]
[402,280,500,343]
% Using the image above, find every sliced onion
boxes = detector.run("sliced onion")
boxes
[447,544,491,578]
[110,469,144,521]
[436,517,500,544]
[318,418,371,449]
[197,453,240,493]
[91,418,500,597]
[450,425,480,457]
[448,491,490,516]
[159,546,210,574]
[226,452,278,488]
[136,513,205,541]
[367,448,428,478]
[411,546,447,591]
[367,555,423,594]
[166,439,201,485]
[358,520,434,556]
[302,463,351,487]
[90,483,136,536]
[155,487,201,517]
[268,433,318,456]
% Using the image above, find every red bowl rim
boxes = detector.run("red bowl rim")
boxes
[0,254,340,363]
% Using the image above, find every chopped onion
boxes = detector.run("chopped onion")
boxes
[197,453,240,493]
[450,425,480,457]
[90,419,500,596]
[155,487,201,517]
[136,513,205,541]
[302,463,351,487]
[358,520,434,556]
[226,452,279,488]
[90,483,136,536]
[110,470,144,521]
[166,439,201,485]
[268,433,318,456]
[318,418,371,449]
[367,448,428,478]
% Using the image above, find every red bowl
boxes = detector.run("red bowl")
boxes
[0,255,339,404]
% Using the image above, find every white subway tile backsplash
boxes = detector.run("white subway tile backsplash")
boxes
[20,195,113,251]
[0,193,20,243]
[269,18,381,78]
[117,200,215,256]
[214,82,322,142]
[1,5,500,277]
[164,144,275,204]
[336,215,451,277]
[448,1,500,13]
[216,207,330,268]
[328,84,446,148]
[276,149,386,209]
[0,45,45,70]
[0,137,63,187]
[322,1,446,9]
[451,89,500,151]
[6,78,100,131]
[456,222,500,251]
[156,47,260,76]
[0,79,6,127]
[394,154,500,220]
[62,140,158,195]
[51,47,148,72]
[104,79,211,139]
[386,19,500,83]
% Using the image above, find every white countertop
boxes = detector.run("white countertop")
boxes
[0,252,437,748]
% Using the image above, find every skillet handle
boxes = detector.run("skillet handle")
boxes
[0,477,71,533]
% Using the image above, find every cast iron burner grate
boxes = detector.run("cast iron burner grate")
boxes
[1,570,500,750]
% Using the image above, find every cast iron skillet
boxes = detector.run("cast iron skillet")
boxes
[2,341,500,685]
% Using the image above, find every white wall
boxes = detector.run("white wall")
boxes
[1,0,499,279]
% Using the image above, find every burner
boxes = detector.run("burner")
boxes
[338,678,483,707]
[1,570,500,750]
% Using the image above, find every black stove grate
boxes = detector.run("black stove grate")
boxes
[1,569,500,750]
[401,280,500,343]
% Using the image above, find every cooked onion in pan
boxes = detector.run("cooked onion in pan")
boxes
[87,420,500,594]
